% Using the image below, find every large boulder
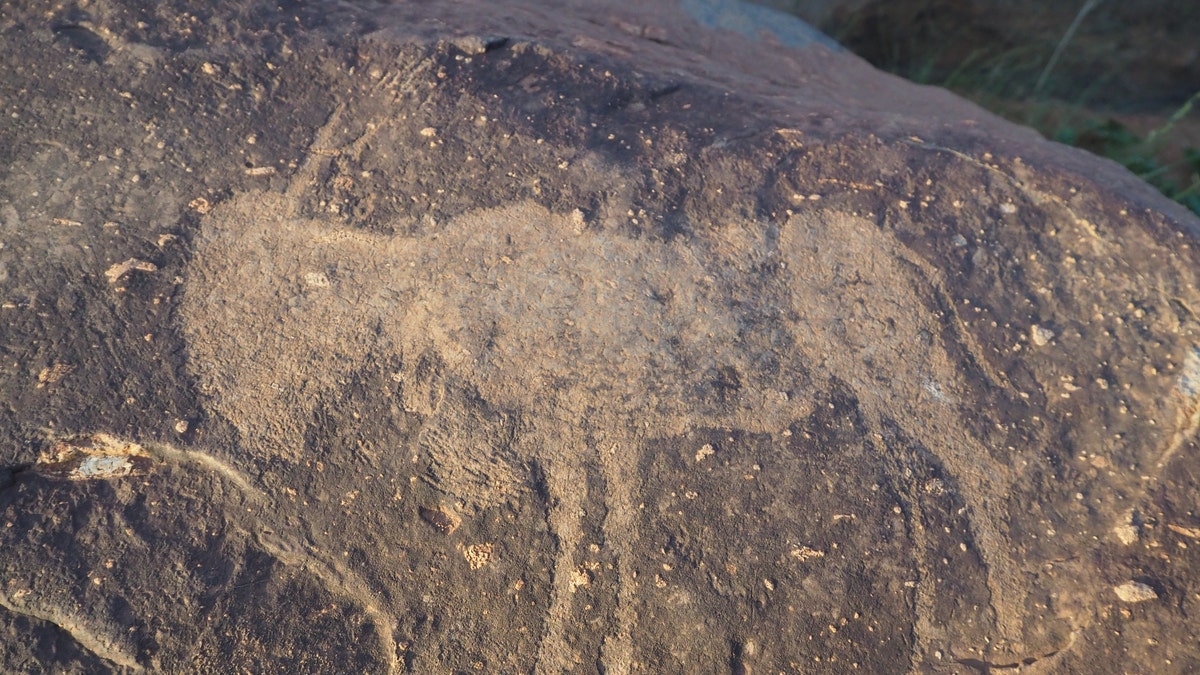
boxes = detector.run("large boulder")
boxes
[1,0,1198,672]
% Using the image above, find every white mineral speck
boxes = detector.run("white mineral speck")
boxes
[1031,324,1055,346]
[1113,523,1138,545]
[1114,581,1157,603]
[304,272,330,288]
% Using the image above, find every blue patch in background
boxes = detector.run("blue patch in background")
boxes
[680,0,843,51]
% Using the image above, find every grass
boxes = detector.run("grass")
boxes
[1051,92,1200,216]
[774,0,1200,217]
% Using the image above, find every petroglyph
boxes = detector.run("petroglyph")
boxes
[419,393,523,511]
[179,185,1044,667]
[0,589,142,672]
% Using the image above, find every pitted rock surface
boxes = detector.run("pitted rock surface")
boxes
[2,1,1199,673]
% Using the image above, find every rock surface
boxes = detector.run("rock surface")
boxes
[2,0,1200,673]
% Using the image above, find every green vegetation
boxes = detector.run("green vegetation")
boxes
[769,0,1200,217]
[890,25,1199,217]
[1051,92,1200,216]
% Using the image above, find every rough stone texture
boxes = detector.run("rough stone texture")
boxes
[2,1,1200,673]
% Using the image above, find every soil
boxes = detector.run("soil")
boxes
[2,1,1200,673]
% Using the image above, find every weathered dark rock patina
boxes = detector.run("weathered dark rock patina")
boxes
[2,1,1199,672]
